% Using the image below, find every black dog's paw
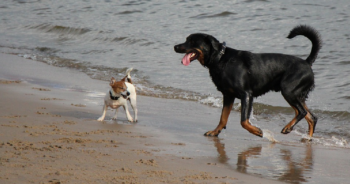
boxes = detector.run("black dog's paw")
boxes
[281,127,293,134]
[256,128,263,137]
[204,130,221,137]
[300,137,313,143]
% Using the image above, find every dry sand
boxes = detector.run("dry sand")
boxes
[0,53,285,184]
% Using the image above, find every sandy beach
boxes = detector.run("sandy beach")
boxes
[0,53,288,183]
[2,1,350,183]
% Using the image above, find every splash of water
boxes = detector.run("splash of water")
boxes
[295,130,349,147]
[262,129,279,143]
[312,136,349,147]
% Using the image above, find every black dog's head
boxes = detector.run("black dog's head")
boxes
[174,33,221,66]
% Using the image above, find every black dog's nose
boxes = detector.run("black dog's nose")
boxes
[174,45,179,52]
[127,91,130,96]
[174,44,183,53]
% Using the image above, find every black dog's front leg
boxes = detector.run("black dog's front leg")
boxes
[240,92,263,137]
[204,95,235,136]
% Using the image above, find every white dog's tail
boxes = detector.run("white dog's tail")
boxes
[125,68,133,84]
[126,68,133,78]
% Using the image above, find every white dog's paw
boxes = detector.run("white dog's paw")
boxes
[97,117,104,121]
[112,116,117,120]
[128,118,134,122]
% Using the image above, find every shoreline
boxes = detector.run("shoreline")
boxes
[0,53,284,183]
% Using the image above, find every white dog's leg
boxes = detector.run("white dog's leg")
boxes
[112,108,119,120]
[123,104,133,122]
[97,104,108,121]
[130,98,138,122]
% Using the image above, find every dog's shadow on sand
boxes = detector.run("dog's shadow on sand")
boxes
[208,137,313,184]
[52,110,98,120]
[51,110,133,124]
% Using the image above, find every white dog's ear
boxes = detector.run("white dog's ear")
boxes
[110,77,116,86]
[121,76,127,82]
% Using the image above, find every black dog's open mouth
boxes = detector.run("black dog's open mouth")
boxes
[182,51,198,66]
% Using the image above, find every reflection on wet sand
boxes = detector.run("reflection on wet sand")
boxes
[277,146,313,184]
[237,146,262,173]
[212,137,230,164]
[209,137,313,184]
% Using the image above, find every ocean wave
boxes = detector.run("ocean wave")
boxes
[337,60,350,65]
[26,23,155,47]
[96,35,154,46]
[27,23,91,36]
[116,10,143,15]
[190,11,236,19]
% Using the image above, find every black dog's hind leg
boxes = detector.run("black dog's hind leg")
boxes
[303,103,318,137]
[280,68,317,137]
[281,96,307,134]
[240,92,263,137]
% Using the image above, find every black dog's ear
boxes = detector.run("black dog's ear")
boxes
[205,35,220,51]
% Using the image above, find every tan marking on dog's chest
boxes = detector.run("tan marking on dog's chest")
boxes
[195,48,205,65]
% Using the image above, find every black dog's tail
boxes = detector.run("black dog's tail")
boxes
[287,25,322,65]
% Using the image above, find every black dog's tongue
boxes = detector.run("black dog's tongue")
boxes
[182,53,192,66]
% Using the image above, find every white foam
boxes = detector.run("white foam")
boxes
[18,54,37,60]
[316,136,349,147]
[199,96,223,108]
[262,129,279,143]
[330,136,348,146]
[300,133,312,141]
[295,130,349,147]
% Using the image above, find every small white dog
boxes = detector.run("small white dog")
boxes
[97,68,137,122]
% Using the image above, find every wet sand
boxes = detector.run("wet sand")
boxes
[0,53,285,183]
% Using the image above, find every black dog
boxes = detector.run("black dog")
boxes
[174,25,321,138]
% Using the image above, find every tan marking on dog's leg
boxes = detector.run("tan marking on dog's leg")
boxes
[241,120,263,137]
[281,106,298,134]
[304,112,315,137]
[303,104,316,137]
[204,103,233,136]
